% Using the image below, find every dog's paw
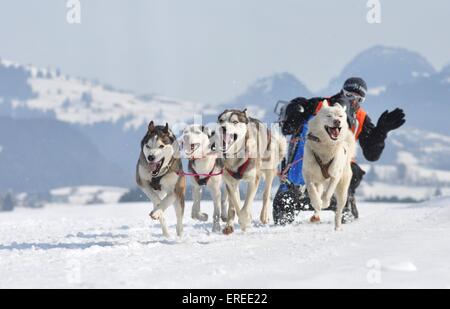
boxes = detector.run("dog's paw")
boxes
[238,213,251,231]
[223,225,234,235]
[335,226,343,232]
[260,213,269,225]
[310,215,321,223]
[239,221,250,232]
[150,209,163,220]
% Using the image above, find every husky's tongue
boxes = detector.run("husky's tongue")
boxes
[330,127,340,139]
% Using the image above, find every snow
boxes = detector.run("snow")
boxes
[393,128,450,145]
[49,186,128,205]
[1,198,450,288]
[397,151,419,165]
[358,182,450,200]
[412,71,430,78]
[367,86,386,96]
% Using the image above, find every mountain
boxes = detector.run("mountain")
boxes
[0,59,219,189]
[367,64,450,135]
[356,128,450,201]
[324,45,436,93]
[382,128,450,170]
[318,46,448,135]
[222,72,312,122]
[0,117,127,192]
[0,59,213,129]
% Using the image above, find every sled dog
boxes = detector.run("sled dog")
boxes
[181,124,228,232]
[217,109,287,234]
[136,121,186,237]
[303,101,356,230]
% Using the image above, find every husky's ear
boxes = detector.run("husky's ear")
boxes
[148,121,155,132]
[335,103,347,112]
[242,108,248,116]
[218,109,229,122]
[209,130,217,151]
[163,123,169,134]
[322,100,329,107]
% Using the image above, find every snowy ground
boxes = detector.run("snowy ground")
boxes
[0,197,449,289]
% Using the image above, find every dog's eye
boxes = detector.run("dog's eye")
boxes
[159,145,164,149]
[145,145,150,149]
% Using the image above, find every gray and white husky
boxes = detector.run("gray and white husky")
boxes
[136,121,186,237]
[217,109,287,234]
[181,124,228,233]
[303,101,356,230]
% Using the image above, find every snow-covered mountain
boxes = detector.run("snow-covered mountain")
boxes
[0,59,218,191]
[0,59,215,129]
[0,117,128,192]
[323,45,436,94]
[354,128,450,202]
[222,72,312,122]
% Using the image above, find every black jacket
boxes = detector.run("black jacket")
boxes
[290,94,387,162]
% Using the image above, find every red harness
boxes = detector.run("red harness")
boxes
[226,158,251,180]
[189,160,222,186]
[177,160,223,186]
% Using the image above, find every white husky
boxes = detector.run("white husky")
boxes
[303,101,356,230]
[181,124,228,233]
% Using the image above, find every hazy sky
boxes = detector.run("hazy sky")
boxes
[0,0,449,103]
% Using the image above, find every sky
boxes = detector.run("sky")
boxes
[0,0,449,103]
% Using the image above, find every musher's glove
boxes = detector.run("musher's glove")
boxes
[377,108,406,134]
